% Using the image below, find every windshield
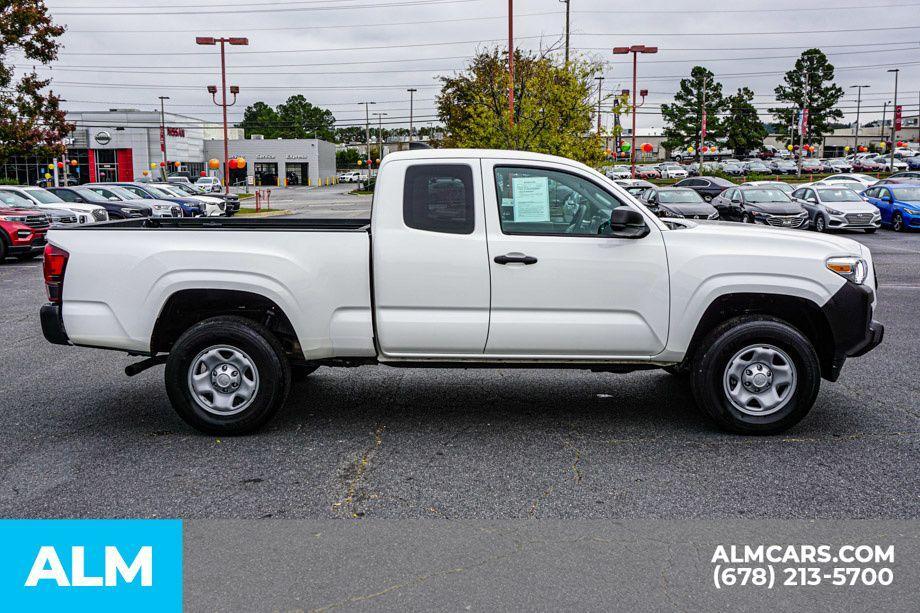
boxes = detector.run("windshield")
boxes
[658,189,703,204]
[195,177,213,184]
[73,188,107,202]
[143,185,177,198]
[818,189,862,202]
[744,189,791,203]
[24,188,65,204]
[169,183,199,195]
[0,190,36,208]
[892,187,920,201]
[105,185,143,200]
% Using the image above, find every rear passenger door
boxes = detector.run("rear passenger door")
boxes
[372,160,491,357]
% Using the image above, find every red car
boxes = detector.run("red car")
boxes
[0,207,50,262]
[636,165,662,179]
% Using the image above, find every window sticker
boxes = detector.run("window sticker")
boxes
[511,176,550,222]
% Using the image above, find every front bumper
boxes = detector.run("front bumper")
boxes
[40,303,70,345]
[821,281,884,380]
[827,212,881,229]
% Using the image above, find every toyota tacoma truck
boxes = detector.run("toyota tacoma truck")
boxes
[39,150,883,435]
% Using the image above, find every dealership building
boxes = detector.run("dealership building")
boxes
[0,108,336,187]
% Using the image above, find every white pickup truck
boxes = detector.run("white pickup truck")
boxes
[40,150,883,435]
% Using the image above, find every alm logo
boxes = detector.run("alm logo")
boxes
[25,545,153,588]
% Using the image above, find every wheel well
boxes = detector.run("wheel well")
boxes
[686,293,835,378]
[150,289,302,358]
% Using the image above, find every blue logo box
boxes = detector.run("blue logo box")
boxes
[0,519,182,612]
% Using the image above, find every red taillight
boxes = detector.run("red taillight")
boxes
[43,244,69,303]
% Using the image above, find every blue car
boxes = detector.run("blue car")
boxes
[862,183,920,231]
[906,155,920,170]
[94,182,204,217]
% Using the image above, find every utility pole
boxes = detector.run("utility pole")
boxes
[797,64,809,176]
[850,84,869,155]
[197,36,248,193]
[560,0,570,64]
[158,96,170,178]
[888,68,900,174]
[594,75,604,134]
[697,75,708,167]
[358,101,376,168]
[407,88,417,144]
[882,101,890,141]
[508,0,514,126]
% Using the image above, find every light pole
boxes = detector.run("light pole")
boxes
[372,111,388,175]
[560,0,570,64]
[594,76,604,134]
[850,84,869,155]
[158,96,170,179]
[358,101,376,169]
[196,36,248,194]
[888,68,899,174]
[508,0,514,126]
[881,101,890,143]
[612,45,657,178]
[407,88,417,144]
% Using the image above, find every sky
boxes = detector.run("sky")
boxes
[17,0,920,134]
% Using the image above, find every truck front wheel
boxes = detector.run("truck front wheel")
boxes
[165,316,291,435]
[690,317,821,434]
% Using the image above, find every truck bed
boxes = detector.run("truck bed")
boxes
[63,217,371,232]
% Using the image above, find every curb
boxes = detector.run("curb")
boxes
[235,209,294,218]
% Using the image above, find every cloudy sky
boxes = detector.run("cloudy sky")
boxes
[23,0,920,133]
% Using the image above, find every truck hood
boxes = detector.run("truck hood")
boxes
[666,219,864,256]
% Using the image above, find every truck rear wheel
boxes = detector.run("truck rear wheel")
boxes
[690,317,821,434]
[165,316,291,435]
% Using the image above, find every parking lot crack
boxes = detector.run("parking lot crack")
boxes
[331,423,386,518]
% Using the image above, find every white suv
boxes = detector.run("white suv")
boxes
[195,176,222,193]
[2,185,107,224]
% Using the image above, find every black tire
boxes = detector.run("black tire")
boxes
[742,212,755,224]
[165,316,291,435]
[689,316,821,434]
[864,228,877,234]
[813,215,827,232]
[892,212,904,232]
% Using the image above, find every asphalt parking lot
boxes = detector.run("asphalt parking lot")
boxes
[0,230,917,520]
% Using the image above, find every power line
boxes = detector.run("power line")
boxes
[51,0,482,15]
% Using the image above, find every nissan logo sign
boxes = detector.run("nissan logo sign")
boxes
[94,131,112,145]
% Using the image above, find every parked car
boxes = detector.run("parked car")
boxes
[656,163,688,179]
[791,186,880,233]
[822,174,878,189]
[195,176,223,193]
[742,160,770,175]
[0,190,78,228]
[740,181,794,195]
[35,176,79,188]
[906,155,920,170]
[799,158,824,174]
[825,159,853,173]
[892,147,917,160]
[612,178,655,198]
[39,148,883,435]
[0,206,49,262]
[337,170,364,183]
[770,159,799,175]
[0,185,107,224]
[888,171,920,181]
[872,157,908,172]
[149,183,226,216]
[673,176,736,202]
[721,162,744,176]
[95,182,204,217]
[640,187,719,220]
[636,165,661,180]
[164,182,239,216]
[712,185,809,228]
[47,186,153,219]
[603,166,632,180]
[853,157,885,172]
[862,183,920,231]
[82,184,180,218]
[167,175,195,188]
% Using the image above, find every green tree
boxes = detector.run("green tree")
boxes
[336,147,360,167]
[276,95,336,140]
[239,101,280,139]
[661,66,727,156]
[723,87,767,156]
[770,48,844,144]
[0,1,72,164]
[437,48,602,165]
[335,126,366,144]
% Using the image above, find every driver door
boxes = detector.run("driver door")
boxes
[481,160,670,357]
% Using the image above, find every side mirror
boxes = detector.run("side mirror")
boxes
[607,206,649,238]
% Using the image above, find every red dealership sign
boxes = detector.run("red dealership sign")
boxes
[894,105,902,131]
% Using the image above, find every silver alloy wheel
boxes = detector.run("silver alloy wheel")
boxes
[722,344,797,416]
[187,345,259,416]
[815,216,826,232]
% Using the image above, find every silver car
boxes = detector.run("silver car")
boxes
[791,185,881,233]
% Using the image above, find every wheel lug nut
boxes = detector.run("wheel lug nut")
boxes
[232,371,238,377]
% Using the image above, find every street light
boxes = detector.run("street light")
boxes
[407,88,417,144]
[358,102,376,169]
[158,96,170,179]
[372,111,388,173]
[850,84,869,155]
[888,68,900,174]
[613,45,657,178]
[594,76,604,135]
[197,35,248,194]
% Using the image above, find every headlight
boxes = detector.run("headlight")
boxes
[0,215,29,222]
[152,203,170,210]
[826,256,868,285]
[905,209,920,216]
[661,208,684,218]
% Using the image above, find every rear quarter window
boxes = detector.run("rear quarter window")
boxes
[403,164,474,234]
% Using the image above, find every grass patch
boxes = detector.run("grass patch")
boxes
[349,189,374,196]
[237,193,254,200]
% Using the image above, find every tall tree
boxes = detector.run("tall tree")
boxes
[437,48,602,165]
[0,1,72,163]
[723,87,767,156]
[770,48,844,144]
[276,95,336,141]
[239,101,280,139]
[661,66,727,155]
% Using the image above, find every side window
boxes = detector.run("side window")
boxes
[403,164,474,234]
[494,166,623,236]
[792,189,804,199]
[124,186,148,199]
[55,190,78,202]
[864,187,877,198]
[724,189,736,200]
